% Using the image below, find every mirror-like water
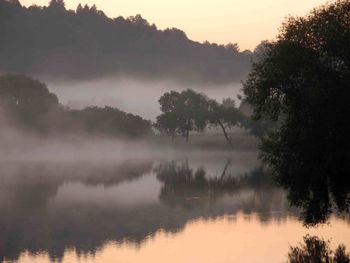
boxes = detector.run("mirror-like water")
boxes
[0,151,349,263]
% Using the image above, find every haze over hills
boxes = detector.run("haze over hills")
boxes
[0,0,253,84]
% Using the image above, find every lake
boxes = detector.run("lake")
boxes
[0,150,349,263]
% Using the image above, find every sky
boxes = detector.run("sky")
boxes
[21,0,329,50]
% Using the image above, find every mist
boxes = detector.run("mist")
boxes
[0,73,254,163]
[46,77,243,120]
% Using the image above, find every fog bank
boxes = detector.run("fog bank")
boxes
[46,77,243,120]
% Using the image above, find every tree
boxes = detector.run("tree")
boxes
[0,74,59,131]
[155,112,179,141]
[76,3,83,13]
[70,106,153,138]
[156,89,210,142]
[48,0,65,10]
[208,98,243,146]
[243,1,350,225]
[178,89,209,141]
[156,90,182,140]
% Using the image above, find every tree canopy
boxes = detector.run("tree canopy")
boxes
[156,89,209,141]
[243,0,350,225]
[156,89,248,145]
[0,0,252,84]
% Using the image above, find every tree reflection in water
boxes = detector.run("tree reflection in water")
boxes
[0,157,291,262]
[286,235,350,263]
[155,159,274,208]
[0,157,347,262]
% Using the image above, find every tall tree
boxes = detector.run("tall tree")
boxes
[243,0,350,225]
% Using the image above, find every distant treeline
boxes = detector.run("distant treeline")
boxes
[0,0,253,84]
[0,74,153,137]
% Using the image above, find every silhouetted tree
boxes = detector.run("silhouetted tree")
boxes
[156,90,250,145]
[208,98,243,146]
[243,1,350,225]
[156,89,209,142]
[287,235,350,263]
[155,91,182,140]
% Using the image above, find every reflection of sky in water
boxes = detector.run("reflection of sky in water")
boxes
[0,151,349,263]
[53,175,161,207]
[13,216,350,263]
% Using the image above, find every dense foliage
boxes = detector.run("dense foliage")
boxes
[243,1,350,225]
[0,0,251,83]
[156,89,209,141]
[0,74,153,137]
[69,106,153,138]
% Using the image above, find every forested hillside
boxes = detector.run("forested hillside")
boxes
[0,0,252,83]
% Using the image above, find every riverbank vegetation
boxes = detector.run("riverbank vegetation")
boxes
[243,0,350,225]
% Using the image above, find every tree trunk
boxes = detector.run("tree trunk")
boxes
[219,122,232,146]
[185,129,190,143]
[220,159,232,181]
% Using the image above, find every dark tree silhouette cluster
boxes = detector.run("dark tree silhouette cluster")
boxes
[0,0,252,84]
[243,1,350,225]
[155,89,245,145]
[0,74,153,137]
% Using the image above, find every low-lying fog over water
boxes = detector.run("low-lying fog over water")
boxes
[1,150,349,263]
[1,1,349,262]
[46,77,242,120]
[0,74,349,263]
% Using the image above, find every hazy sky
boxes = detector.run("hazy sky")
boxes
[21,0,328,50]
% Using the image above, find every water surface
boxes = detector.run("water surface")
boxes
[0,151,349,263]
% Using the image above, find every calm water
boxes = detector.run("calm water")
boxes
[0,150,349,263]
